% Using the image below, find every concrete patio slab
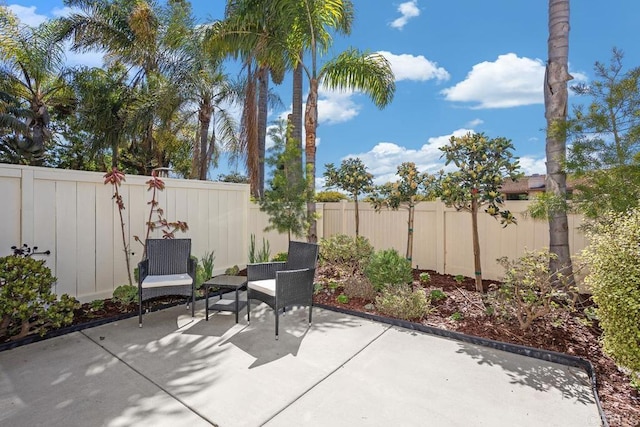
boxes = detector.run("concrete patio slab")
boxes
[0,303,603,427]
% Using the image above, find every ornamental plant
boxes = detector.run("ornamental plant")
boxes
[0,252,79,340]
[375,284,431,321]
[323,158,374,238]
[369,162,435,262]
[364,248,413,292]
[437,132,522,292]
[582,208,640,389]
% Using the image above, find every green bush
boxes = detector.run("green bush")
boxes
[494,249,575,331]
[315,191,348,202]
[200,251,215,280]
[583,209,640,389]
[375,284,431,320]
[249,234,270,263]
[225,265,240,276]
[343,273,377,301]
[0,255,79,340]
[419,272,431,284]
[429,289,447,302]
[336,294,349,304]
[319,234,374,270]
[271,252,288,262]
[364,248,413,292]
[113,285,138,307]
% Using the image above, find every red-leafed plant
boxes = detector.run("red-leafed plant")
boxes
[104,168,134,287]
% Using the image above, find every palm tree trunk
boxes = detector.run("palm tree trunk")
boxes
[257,66,269,199]
[305,77,319,242]
[545,0,574,285]
[406,203,415,263]
[291,60,304,184]
[198,98,212,180]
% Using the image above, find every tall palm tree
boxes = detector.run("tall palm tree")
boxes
[287,0,396,241]
[0,7,73,164]
[545,0,574,283]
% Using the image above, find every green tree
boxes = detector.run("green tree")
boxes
[259,119,312,241]
[567,48,640,220]
[544,0,574,283]
[369,162,434,263]
[436,132,521,292]
[323,158,374,238]
[0,7,73,164]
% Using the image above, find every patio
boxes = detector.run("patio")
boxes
[0,302,601,426]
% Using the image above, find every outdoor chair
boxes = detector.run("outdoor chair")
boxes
[246,241,319,339]
[138,238,196,327]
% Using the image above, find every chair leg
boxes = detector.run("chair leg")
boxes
[139,299,143,328]
[246,299,251,323]
[190,294,195,318]
[275,309,279,340]
[308,305,313,325]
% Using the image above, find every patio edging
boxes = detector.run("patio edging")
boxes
[314,303,609,427]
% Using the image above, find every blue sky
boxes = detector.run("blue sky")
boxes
[4,0,639,187]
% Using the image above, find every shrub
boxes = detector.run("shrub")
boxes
[419,272,431,284]
[582,209,640,388]
[429,289,447,302]
[201,251,215,280]
[113,285,138,307]
[364,248,413,292]
[249,234,270,263]
[336,294,349,304]
[271,252,288,262]
[0,255,79,340]
[319,234,374,271]
[343,273,377,301]
[315,191,348,202]
[225,265,240,276]
[494,249,576,331]
[375,284,431,321]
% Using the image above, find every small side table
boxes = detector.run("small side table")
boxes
[203,275,248,323]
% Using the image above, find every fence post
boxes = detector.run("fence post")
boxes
[435,200,446,274]
[316,202,325,240]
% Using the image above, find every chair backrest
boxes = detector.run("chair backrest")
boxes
[286,241,319,271]
[146,238,191,275]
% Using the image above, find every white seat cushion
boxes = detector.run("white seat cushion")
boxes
[248,279,276,296]
[142,274,192,289]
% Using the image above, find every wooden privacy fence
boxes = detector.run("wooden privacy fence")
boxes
[1,164,249,301]
[249,201,587,282]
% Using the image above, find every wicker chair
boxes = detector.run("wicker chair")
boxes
[138,238,196,327]
[246,241,319,339]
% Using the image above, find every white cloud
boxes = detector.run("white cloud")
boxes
[7,5,48,26]
[517,155,547,175]
[390,0,420,30]
[465,118,484,127]
[317,88,361,124]
[441,53,545,109]
[345,128,474,184]
[378,51,450,82]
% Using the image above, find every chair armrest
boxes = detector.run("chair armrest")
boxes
[275,268,316,302]
[138,259,149,286]
[247,261,286,281]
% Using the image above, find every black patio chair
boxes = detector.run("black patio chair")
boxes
[246,240,319,339]
[138,238,196,327]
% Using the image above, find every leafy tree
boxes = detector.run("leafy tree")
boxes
[0,7,73,164]
[259,119,312,241]
[544,0,574,283]
[436,132,521,292]
[217,171,250,183]
[315,191,348,202]
[567,48,640,220]
[324,158,374,238]
[369,162,434,263]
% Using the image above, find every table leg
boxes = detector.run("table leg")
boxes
[235,287,239,323]
[205,286,209,321]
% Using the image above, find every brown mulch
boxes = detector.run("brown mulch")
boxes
[313,267,640,427]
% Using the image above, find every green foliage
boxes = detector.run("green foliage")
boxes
[343,273,377,301]
[260,119,313,240]
[375,284,432,321]
[437,132,521,227]
[429,289,447,302]
[324,158,374,198]
[315,191,348,202]
[419,272,431,284]
[336,294,349,304]
[271,252,288,262]
[450,312,464,321]
[193,255,206,289]
[454,275,465,285]
[364,248,413,292]
[200,250,215,281]
[319,234,374,271]
[112,285,138,307]
[225,265,240,276]
[0,255,79,340]
[567,49,640,221]
[249,234,270,263]
[89,299,105,312]
[582,208,640,388]
[494,249,576,331]
[217,172,249,183]
[525,192,572,221]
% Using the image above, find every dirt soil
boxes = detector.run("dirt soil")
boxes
[313,268,639,427]
[2,269,637,425]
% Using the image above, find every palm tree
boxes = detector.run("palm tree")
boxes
[0,7,73,164]
[545,0,574,283]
